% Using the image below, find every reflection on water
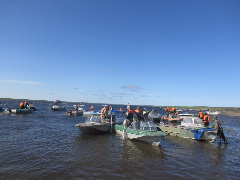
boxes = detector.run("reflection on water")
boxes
[0,99,239,179]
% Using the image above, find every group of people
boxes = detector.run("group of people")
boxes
[199,110,227,144]
[19,101,29,109]
[198,110,210,127]
[165,107,178,118]
[124,104,149,126]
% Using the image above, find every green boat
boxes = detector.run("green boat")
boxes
[5,108,33,114]
[115,120,167,146]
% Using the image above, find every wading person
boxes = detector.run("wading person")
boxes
[213,116,228,144]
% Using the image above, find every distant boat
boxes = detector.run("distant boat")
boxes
[66,105,84,116]
[178,112,198,118]
[51,105,66,111]
[206,110,221,115]
[5,108,33,114]
[51,100,65,111]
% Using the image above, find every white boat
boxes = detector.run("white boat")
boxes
[66,105,84,116]
[115,120,167,146]
[158,117,217,142]
[75,116,121,134]
[51,105,66,111]
[206,110,221,115]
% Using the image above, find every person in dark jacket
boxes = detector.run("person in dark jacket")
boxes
[213,116,227,144]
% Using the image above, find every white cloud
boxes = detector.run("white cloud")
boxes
[121,85,141,91]
[0,80,43,85]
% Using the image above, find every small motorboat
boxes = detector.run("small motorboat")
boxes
[5,108,33,114]
[75,116,121,134]
[115,119,167,146]
[206,110,221,115]
[51,100,65,111]
[66,105,84,116]
[51,105,66,111]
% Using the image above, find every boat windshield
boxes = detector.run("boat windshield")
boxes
[85,116,102,123]
[148,112,161,119]
[131,120,158,131]
[181,117,204,127]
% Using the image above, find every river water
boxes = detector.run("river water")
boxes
[0,99,239,179]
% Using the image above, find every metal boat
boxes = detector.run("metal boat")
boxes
[75,116,121,134]
[5,108,33,114]
[115,120,167,146]
[158,117,216,142]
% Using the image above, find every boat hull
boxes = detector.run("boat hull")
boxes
[115,125,166,146]
[83,111,101,116]
[158,124,216,142]
[75,122,121,135]
[66,110,83,116]
[51,107,66,111]
[6,108,33,114]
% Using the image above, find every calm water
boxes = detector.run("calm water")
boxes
[0,100,239,180]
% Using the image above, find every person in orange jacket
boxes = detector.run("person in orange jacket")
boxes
[19,102,24,109]
[165,107,171,117]
[199,110,204,119]
[203,113,210,127]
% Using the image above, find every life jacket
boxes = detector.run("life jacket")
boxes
[172,108,176,112]
[120,108,123,111]
[20,102,24,107]
[203,115,210,123]
[135,109,140,113]
[199,112,204,118]
[128,109,134,114]
[90,106,93,110]
[165,107,170,112]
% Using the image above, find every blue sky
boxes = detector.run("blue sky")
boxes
[0,0,239,107]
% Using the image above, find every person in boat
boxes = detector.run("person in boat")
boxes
[149,109,160,124]
[125,104,134,126]
[203,113,210,127]
[165,107,171,117]
[213,116,227,144]
[101,106,110,122]
[135,106,144,121]
[171,107,177,118]
[19,102,24,109]
[119,107,123,112]
[199,110,204,119]
[24,102,29,109]
[90,106,93,110]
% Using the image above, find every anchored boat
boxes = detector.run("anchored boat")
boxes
[75,116,122,134]
[5,108,33,114]
[115,120,167,146]
[158,117,216,142]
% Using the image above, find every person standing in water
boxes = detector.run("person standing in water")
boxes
[213,116,228,144]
